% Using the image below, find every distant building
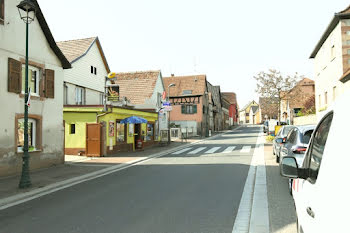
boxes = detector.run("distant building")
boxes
[239,100,259,124]
[249,105,261,124]
[221,92,239,125]
[310,4,350,114]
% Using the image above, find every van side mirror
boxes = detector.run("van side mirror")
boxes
[280,157,299,178]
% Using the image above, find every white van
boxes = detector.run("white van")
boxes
[280,91,350,233]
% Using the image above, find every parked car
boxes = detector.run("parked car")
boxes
[280,91,349,233]
[273,125,296,163]
[278,125,316,194]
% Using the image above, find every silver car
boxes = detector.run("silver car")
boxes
[279,125,316,194]
[273,125,295,163]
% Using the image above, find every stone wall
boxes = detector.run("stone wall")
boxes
[293,114,317,126]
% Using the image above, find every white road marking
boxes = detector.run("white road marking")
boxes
[222,146,236,153]
[205,147,221,154]
[240,146,251,153]
[188,147,207,154]
[171,147,192,155]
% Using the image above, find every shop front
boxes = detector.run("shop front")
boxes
[64,106,158,156]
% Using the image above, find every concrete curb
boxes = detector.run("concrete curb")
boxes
[0,127,240,210]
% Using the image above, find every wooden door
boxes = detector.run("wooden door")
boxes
[86,123,101,157]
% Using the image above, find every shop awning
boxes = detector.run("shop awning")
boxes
[120,116,148,124]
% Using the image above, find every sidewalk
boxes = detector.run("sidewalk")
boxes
[0,129,233,209]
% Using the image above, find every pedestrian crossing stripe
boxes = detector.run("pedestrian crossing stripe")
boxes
[188,147,207,154]
[205,147,221,153]
[240,146,251,153]
[171,147,192,155]
[222,146,236,153]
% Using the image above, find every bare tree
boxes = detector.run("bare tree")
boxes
[254,69,301,121]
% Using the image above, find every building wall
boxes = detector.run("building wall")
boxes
[65,82,103,105]
[169,97,203,122]
[0,0,65,176]
[313,21,349,114]
[293,114,317,126]
[63,42,107,94]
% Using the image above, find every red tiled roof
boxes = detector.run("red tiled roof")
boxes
[114,70,161,105]
[57,37,96,63]
[163,75,207,96]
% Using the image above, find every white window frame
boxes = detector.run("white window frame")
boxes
[75,86,85,105]
[22,64,40,96]
[17,118,37,152]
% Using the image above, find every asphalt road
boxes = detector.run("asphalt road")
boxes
[0,126,260,233]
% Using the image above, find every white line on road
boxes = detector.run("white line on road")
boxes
[171,147,192,155]
[188,147,207,154]
[222,146,236,153]
[240,146,251,153]
[205,147,221,154]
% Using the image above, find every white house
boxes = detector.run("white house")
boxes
[310,5,350,115]
[114,70,167,132]
[57,37,110,105]
[0,0,71,176]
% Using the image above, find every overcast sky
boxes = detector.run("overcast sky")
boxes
[38,0,349,108]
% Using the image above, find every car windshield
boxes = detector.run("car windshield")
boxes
[301,129,314,144]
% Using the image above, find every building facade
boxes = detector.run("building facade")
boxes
[0,0,71,176]
[57,37,110,106]
[221,92,238,126]
[310,5,350,114]
[163,75,210,137]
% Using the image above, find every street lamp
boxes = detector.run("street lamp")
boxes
[167,83,175,144]
[17,0,36,189]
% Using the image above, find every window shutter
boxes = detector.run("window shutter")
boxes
[45,69,55,98]
[8,58,22,93]
[193,105,197,114]
[181,105,185,114]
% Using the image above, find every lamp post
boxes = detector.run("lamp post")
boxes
[17,0,36,189]
[167,83,175,144]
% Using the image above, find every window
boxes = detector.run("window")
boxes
[307,113,333,183]
[64,83,68,105]
[302,130,313,144]
[181,105,197,114]
[345,19,350,26]
[16,116,42,153]
[75,86,85,105]
[246,113,249,117]
[116,123,125,142]
[324,92,328,105]
[333,86,337,101]
[348,49,350,55]
[100,93,104,105]
[330,45,335,60]
[346,40,350,45]
[70,124,75,134]
[91,66,94,74]
[94,67,97,75]
[22,65,40,96]
[286,129,297,144]
[318,94,321,108]
[0,0,4,24]
[348,59,350,65]
[182,90,192,95]
[146,123,154,141]
[347,31,350,36]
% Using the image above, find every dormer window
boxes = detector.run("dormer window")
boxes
[0,0,4,25]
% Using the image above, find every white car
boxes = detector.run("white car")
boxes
[280,91,350,233]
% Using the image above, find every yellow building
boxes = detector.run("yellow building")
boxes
[240,100,259,124]
[64,106,158,156]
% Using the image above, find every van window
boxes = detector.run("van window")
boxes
[308,113,333,183]
[287,129,297,143]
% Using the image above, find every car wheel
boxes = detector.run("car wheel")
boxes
[276,152,280,163]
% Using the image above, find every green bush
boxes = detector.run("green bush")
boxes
[266,135,275,142]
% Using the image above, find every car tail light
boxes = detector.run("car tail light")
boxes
[282,137,286,143]
[293,146,307,154]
